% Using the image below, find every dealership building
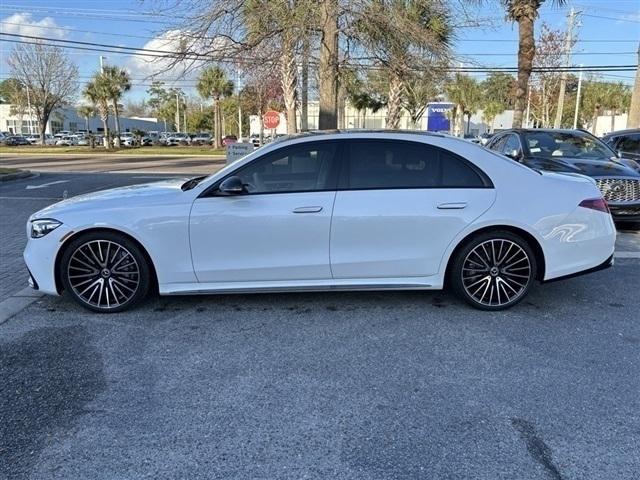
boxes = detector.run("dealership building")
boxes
[0,104,162,135]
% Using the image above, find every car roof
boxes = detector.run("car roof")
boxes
[602,129,640,138]
[271,129,447,144]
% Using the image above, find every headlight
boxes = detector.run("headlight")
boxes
[30,219,62,238]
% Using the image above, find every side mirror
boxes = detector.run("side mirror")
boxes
[218,176,245,195]
[617,150,623,159]
[505,149,521,160]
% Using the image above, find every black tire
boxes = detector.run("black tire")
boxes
[60,231,151,313]
[450,230,537,311]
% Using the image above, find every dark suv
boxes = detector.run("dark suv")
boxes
[602,129,640,162]
[486,129,640,222]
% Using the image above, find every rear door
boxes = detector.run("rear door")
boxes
[330,139,496,279]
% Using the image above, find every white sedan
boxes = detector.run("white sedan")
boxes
[24,131,616,313]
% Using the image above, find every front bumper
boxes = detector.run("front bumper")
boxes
[609,203,640,222]
[23,225,72,296]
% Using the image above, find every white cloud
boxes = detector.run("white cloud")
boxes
[125,30,207,83]
[1,12,67,39]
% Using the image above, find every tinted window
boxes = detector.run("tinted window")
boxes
[502,134,521,154]
[619,135,640,153]
[235,142,337,194]
[345,140,486,189]
[488,135,507,151]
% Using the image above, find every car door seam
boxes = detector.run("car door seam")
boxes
[327,190,338,279]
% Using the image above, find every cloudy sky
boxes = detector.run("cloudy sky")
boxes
[0,0,638,102]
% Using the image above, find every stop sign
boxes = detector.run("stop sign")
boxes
[263,110,280,130]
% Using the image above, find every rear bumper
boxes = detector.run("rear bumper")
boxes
[542,254,613,283]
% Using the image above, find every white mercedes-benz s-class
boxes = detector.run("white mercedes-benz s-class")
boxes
[24,131,616,313]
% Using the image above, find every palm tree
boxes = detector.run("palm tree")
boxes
[445,74,481,136]
[356,0,452,129]
[77,104,95,132]
[84,76,111,149]
[197,66,234,149]
[502,0,566,127]
[99,66,131,147]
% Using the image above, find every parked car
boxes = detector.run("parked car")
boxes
[602,129,640,162]
[486,129,640,222]
[221,135,237,147]
[24,131,616,313]
[3,135,30,146]
[191,133,212,145]
[115,133,135,147]
[55,136,78,146]
[165,132,190,146]
[25,135,41,145]
[76,135,91,146]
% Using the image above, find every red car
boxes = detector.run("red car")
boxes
[222,135,237,147]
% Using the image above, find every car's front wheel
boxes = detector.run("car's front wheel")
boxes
[451,231,537,310]
[60,231,151,313]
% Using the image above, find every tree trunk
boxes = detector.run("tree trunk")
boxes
[610,112,616,133]
[113,101,122,147]
[85,117,89,132]
[385,74,403,130]
[39,116,47,145]
[318,0,339,130]
[513,15,536,128]
[280,33,298,135]
[213,98,220,149]
[100,108,111,150]
[301,35,309,132]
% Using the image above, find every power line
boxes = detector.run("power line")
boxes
[0,34,637,74]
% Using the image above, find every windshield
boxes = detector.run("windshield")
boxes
[522,131,616,160]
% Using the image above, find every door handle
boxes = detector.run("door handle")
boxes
[437,202,467,210]
[292,206,323,213]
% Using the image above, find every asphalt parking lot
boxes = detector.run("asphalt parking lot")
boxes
[1,170,639,479]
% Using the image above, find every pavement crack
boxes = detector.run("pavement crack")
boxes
[511,418,563,480]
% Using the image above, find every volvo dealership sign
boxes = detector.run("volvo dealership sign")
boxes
[426,102,455,133]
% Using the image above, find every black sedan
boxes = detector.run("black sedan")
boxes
[602,129,640,162]
[486,129,640,222]
[2,135,31,146]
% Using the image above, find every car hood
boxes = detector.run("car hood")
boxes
[523,156,640,177]
[31,178,191,219]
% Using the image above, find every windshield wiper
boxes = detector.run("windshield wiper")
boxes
[181,175,207,191]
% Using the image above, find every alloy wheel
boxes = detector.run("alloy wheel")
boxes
[67,240,140,309]
[461,239,532,307]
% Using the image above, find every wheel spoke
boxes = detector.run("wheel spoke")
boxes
[462,239,531,307]
[67,240,140,309]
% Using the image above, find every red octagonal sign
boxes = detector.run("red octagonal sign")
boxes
[263,110,280,130]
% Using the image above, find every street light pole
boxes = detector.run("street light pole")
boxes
[573,66,583,129]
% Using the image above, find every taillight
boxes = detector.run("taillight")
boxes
[579,198,610,213]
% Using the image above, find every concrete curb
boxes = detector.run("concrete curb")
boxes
[0,287,45,325]
[614,251,640,259]
[0,170,32,182]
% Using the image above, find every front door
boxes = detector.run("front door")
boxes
[190,141,340,283]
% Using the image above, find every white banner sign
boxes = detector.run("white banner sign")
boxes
[226,143,254,164]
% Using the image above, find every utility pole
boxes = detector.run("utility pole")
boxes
[628,43,640,128]
[236,66,243,141]
[99,56,106,73]
[573,66,583,129]
[175,92,180,133]
[554,7,579,129]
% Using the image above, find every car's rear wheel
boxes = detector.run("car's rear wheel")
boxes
[60,231,151,313]
[451,231,537,310]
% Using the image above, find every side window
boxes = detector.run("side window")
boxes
[488,135,506,151]
[440,151,486,187]
[619,135,640,153]
[501,134,521,155]
[344,140,487,189]
[235,142,338,194]
[345,140,440,189]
